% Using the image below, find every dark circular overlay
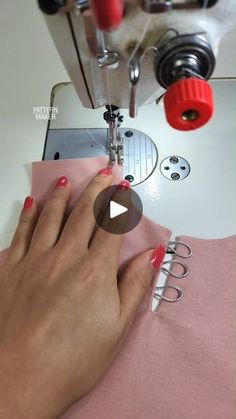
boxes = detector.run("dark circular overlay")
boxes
[93,185,143,235]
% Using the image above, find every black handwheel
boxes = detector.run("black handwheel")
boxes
[198,0,218,8]
[38,0,66,15]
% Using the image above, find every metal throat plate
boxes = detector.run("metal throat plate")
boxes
[43,128,158,186]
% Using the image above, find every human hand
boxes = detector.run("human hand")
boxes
[0,168,163,419]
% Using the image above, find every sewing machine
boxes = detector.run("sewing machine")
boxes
[38,0,236,238]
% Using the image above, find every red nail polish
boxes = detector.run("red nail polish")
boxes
[98,168,113,176]
[150,245,166,271]
[23,196,34,210]
[56,176,68,188]
[117,180,130,191]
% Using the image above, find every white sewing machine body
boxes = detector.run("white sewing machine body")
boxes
[43,0,236,110]
[39,0,236,239]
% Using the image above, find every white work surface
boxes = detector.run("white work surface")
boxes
[0,0,69,250]
[0,0,236,250]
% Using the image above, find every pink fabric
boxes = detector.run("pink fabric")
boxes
[63,235,236,419]
[32,157,121,211]
[0,157,235,418]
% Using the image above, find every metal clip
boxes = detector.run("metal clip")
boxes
[167,240,192,258]
[153,240,192,311]
[154,285,184,303]
[161,260,189,278]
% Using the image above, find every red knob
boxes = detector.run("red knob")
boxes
[91,0,123,31]
[164,78,214,131]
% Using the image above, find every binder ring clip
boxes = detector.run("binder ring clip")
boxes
[167,241,192,259]
[154,285,184,303]
[161,260,189,279]
[153,240,192,311]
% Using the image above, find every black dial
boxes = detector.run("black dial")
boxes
[38,0,66,15]
[198,0,218,7]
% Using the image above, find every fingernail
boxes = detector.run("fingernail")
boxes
[98,168,113,176]
[117,180,130,191]
[56,176,68,188]
[150,245,166,271]
[23,196,34,210]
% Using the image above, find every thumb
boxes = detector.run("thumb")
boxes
[119,245,165,326]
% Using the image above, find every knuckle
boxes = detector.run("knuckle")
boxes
[76,195,92,215]
[89,248,111,270]
[19,211,33,224]
[130,271,149,294]
[90,174,110,191]
[37,208,59,229]
[11,235,22,249]
[11,217,31,247]
[49,194,67,208]
[38,196,67,226]
[94,176,107,187]
[94,175,106,187]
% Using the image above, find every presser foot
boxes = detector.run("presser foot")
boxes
[43,127,157,186]
[103,105,124,166]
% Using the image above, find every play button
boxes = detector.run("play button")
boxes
[110,201,128,219]
[93,185,143,234]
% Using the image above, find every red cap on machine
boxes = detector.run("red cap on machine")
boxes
[91,0,124,31]
[164,78,214,131]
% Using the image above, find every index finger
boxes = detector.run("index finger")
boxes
[90,180,131,267]
[57,167,113,257]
